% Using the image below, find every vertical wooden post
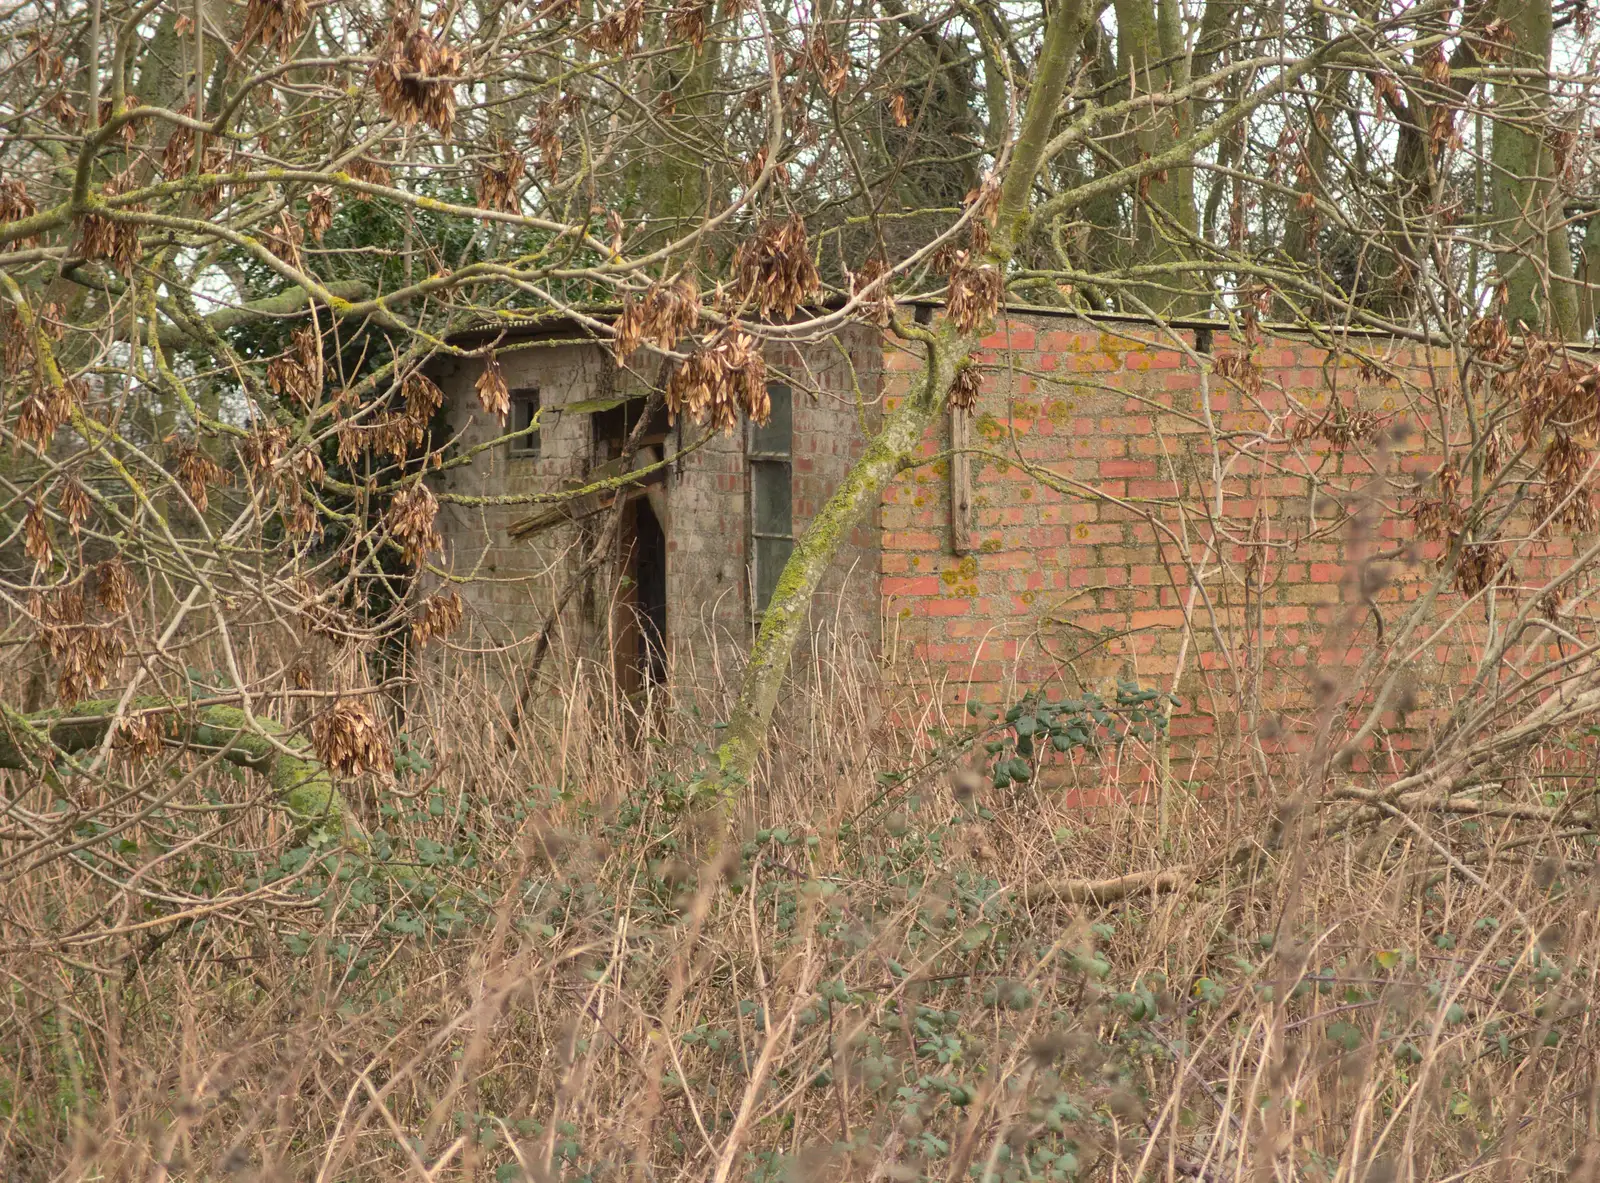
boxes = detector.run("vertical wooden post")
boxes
[951,405,972,555]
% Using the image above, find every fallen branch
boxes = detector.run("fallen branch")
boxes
[0,697,365,850]
[1018,865,1196,906]
[1329,784,1587,825]
[1019,775,1595,910]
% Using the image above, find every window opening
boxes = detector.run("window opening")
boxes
[509,388,541,457]
[749,382,793,615]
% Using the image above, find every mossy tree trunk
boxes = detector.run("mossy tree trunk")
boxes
[715,317,973,781]
[714,0,1094,787]
[1281,9,1344,292]
[625,22,725,260]
[1112,0,1203,316]
[1492,0,1580,336]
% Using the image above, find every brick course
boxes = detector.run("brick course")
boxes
[878,311,1578,769]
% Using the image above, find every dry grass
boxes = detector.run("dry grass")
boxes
[3,635,1600,1183]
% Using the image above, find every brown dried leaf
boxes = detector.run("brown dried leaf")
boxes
[38,588,123,705]
[948,366,981,412]
[411,588,464,644]
[16,373,82,448]
[850,254,893,326]
[370,12,463,136]
[0,177,39,243]
[667,0,710,50]
[112,713,168,762]
[306,187,335,242]
[244,0,309,57]
[170,441,229,513]
[476,139,526,212]
[476,353,511,420]
[57,477,90,533]
[94,558,133,613]
[403,369,444,424]
[665,325,768,433]
[584,0,644,55]
[613,276,701,357]
[731,216,818,321]
[161,99,198,180]
[385,482,444,563]
[266,326,325,407]
[23,499,51,567]
[947,254,1002,333]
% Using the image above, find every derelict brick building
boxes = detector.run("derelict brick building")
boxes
[428,307,1584,756]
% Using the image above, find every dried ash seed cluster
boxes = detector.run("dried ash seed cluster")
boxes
[371,12,462,136]
[730,216,819,322]
[665,327,769,433]
[311,698,387,777]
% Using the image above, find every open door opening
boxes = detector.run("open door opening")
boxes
[615,496,668,697]
[633,495,668,690]
[598,396,670,699]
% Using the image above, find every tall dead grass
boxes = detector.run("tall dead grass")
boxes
[3,629,1600,1183]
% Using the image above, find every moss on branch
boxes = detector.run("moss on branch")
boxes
[0,697,365,850]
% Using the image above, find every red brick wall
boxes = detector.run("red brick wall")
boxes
[878,312,1582,776]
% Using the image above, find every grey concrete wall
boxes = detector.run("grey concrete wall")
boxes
[426,325,885,698]
[429,336,612,653]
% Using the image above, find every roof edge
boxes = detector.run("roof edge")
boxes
[444,299,1600,352]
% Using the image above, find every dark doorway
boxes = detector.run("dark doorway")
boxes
[614,495,668,698]
[632,497,668,690]
[592,395,671,699]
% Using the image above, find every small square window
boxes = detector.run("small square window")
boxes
[509,388,541,457]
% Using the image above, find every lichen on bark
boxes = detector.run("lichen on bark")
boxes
[713,0,1095,796]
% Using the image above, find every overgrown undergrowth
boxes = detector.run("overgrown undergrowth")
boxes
[4,648,1600,1183]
